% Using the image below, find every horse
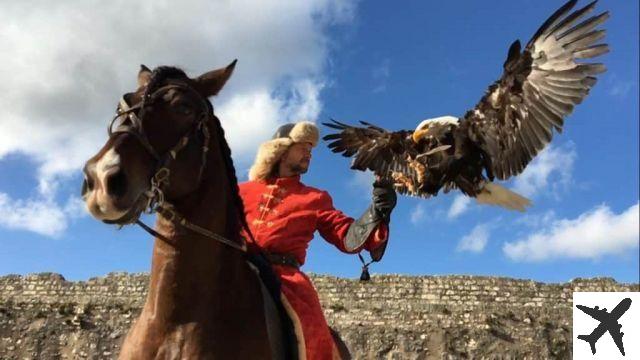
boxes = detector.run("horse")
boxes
[81,62,351,359]
[80,61,283,359]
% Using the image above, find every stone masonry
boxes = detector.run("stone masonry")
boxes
[0,273,637,359]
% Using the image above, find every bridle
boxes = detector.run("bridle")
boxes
[107,80,247,252]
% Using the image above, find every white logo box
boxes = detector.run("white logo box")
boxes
[573,292,640,359]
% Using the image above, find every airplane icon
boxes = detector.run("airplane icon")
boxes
[576,297,632,356]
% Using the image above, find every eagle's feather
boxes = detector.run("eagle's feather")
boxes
[322,0,608,210]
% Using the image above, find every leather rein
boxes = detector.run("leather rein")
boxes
[107,81,247,253]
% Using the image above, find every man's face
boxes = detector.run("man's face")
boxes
[279,142,313,176]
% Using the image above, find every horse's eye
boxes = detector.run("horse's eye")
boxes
[175,104,193,115]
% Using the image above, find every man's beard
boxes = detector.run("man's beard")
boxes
[288,162,309,175]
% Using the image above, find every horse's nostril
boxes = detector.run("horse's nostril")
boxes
[82,165,95,190]
[106,169,128,198]
[82,175,94,196]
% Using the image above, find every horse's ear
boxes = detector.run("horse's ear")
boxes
[193,59,237,97]
[138,65,152,88]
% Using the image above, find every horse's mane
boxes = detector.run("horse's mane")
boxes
[146,66,248,242]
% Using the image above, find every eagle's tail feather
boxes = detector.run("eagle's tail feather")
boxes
[475,182,531,212]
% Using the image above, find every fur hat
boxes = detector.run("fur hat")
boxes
[248,121,319,181]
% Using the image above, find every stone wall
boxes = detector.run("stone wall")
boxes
[0,273,637,359]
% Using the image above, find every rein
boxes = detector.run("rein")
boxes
[108,81,248,253]
[135,208,246,252]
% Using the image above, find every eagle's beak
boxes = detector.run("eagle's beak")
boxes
[412,128,429,144]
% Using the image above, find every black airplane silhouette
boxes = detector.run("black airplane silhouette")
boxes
[576,298,632,356]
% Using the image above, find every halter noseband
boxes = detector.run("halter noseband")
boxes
[107,81,246,252]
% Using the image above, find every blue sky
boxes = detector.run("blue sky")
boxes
[0,0,638,283]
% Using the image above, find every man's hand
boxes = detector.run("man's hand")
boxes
[372,179,397,222]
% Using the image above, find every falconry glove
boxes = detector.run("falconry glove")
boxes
[343,180,397,281]
[344,179,396,258]
[372,179,397,223]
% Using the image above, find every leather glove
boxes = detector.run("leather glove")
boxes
[372,179,397,223]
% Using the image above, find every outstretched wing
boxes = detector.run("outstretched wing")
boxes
[323,120,428,196]
[457,0,608,180]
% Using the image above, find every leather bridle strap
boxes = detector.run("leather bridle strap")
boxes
[155,205,247,252]
[108,82,247,253]
[135,219,177,246]
[110,99,161,160]
[109,84,209,214]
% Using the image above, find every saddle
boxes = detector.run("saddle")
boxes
[246,252,299,360]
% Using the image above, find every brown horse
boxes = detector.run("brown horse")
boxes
[81,62,284,359]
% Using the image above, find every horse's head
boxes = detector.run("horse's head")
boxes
[82,61,236,224]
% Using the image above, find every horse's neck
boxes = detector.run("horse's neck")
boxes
[145,155,248,323]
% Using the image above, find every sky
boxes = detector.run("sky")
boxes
[0,0,638,283]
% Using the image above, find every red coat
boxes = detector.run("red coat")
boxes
[239,176,388,360]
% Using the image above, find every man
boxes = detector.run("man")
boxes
[239,121,396,359]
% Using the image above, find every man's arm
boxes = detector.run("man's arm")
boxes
[316,180,396,259]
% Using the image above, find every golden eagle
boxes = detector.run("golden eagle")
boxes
[324,0,608,212]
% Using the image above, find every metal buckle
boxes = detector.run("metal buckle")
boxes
[153,167,170,185]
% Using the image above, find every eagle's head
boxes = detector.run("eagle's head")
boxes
[411,116,459,143]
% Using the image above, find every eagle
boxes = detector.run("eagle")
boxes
[324,0,609,212]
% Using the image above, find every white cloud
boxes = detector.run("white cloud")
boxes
[410,203,426,225]
[0,193,85,238]
[609,82,634,98]
[348,171,375,199]
[63,196,90,220]
[457,223,491,253]
[606,73,635,99]
[221,79,325,170]
[0,0,357,236]
[371,58,390,93]
[447,195,471,219]
[512,143,576,198]
[503,202,639,262]
[514,210,557,229]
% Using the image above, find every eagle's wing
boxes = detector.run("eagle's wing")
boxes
[323,119,429,197]
[457,0,608,180]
